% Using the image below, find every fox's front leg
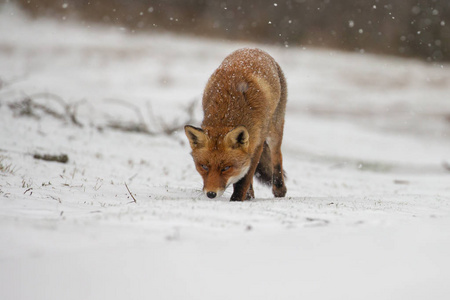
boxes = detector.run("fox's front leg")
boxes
[230,144,264,201]
[246,182,255,200]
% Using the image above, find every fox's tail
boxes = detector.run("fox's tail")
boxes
[255,142,273,186]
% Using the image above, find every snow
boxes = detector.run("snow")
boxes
[1,4,450,300]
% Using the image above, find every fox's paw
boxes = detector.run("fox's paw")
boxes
[273,185,287,198]
[230,194,244,201]
[245,185,255,200]
[230,192,252,201]
[245,192,254,200]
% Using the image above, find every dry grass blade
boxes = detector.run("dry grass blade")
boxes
[0,156,17,175]
[125,182,137,203]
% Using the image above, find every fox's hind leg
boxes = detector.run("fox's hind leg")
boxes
[268,133,287,198]
[255,142,273,186]
[269,63,287,198]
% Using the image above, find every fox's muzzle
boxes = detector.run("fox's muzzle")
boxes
[203,189,224,199]
[206,191,217,199]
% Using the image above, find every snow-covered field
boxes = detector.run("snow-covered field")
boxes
[1,5,450,300]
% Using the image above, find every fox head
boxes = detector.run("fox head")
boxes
[184,125,251,199]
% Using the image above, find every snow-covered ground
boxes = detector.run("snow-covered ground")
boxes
[1,4,450,300]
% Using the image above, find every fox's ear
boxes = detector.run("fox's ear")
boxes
[185,125,207,149]
[225,126,249,151]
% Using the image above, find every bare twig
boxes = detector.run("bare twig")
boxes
[158,99,198,135]
[29,92,84,127]
[105,98,198,136]
[0,74,26,91]
[33,153,69,163]
[125,182,137,203]
[107,121,152,134]
[8,93,84,127]
[28,92,67,107]
[8,97,41,119]
[105,98,150,127]
[7,92,198,137]
[103,98,155,134]
[66,100,84,127]
[146,101,161,131]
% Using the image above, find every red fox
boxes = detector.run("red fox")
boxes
[185,48,287,201]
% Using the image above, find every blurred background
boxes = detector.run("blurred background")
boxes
[14,0,450,62]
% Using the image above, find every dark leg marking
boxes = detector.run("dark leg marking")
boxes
[272,163,286,197]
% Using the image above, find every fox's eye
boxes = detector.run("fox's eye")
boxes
[201,164,209,171]
[221,166,231,172]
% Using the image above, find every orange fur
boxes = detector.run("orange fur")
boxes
[185,48,287,201]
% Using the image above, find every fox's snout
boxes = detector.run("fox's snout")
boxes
[206,191,217,199]
[203,188,225,199]
[201,164,250,199]
[204,189,224,199]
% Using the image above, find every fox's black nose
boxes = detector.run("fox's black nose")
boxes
[206,191,217,199]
